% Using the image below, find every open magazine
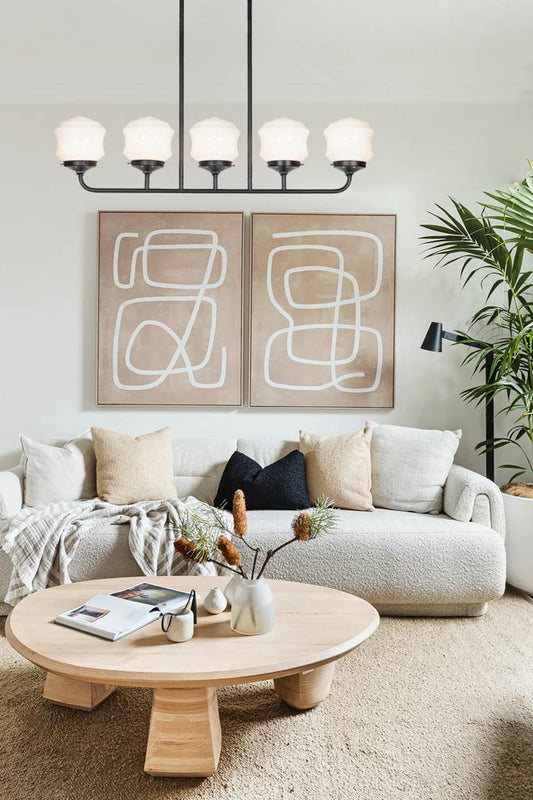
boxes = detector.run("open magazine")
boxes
[55,582,192,641]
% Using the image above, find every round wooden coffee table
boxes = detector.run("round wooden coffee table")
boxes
[6,576,379,777]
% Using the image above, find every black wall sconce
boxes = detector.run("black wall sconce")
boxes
[421,321,495,482]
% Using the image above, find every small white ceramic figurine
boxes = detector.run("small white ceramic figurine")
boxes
[204,586,227,615]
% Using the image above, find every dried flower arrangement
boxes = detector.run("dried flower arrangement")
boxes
[173,490,337,580]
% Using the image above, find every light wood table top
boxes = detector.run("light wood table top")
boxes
[6,576,379,688]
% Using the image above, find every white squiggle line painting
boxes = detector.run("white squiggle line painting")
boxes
[264,230,383,393]
[112,228,227,391]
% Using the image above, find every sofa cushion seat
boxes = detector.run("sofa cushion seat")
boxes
[0,506,505,617]
[245,508,494,537]
[243,509,506,611]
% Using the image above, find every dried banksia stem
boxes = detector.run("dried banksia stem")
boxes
[217,535,242,567]
[232,489,248,537]
[292,511,313,541]
[174,537,201,561]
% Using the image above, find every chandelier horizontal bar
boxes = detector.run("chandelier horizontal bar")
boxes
[77,172,354,194]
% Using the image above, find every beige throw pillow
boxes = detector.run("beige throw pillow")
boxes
[299,427,373,511]
[91,427,177,505]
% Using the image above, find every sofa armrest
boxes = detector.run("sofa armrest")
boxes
[444,464,505,538]
[0,465,23,519]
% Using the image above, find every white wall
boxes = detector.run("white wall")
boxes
[1,100,532,479]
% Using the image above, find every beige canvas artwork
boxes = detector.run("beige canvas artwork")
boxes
[98,212,243,405]
[250,214,396,408]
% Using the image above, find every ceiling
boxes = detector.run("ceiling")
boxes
[1,0,532,104]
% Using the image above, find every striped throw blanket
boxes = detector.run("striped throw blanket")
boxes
[2,497,228,606]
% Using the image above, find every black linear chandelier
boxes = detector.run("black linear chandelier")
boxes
[54,0,374,195]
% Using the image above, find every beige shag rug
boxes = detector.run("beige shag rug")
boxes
[0,591,532,800]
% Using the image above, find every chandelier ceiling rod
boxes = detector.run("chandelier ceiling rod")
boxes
[178,0,185,191]
[247,0,253,191]
[55,0,374,194]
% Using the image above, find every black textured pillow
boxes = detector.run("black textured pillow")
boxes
[214,450,311,511]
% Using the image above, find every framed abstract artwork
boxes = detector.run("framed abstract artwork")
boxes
[250,214,396,408]
[98,211,243,405]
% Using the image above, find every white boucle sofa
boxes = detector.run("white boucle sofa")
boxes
[0,437,506,617]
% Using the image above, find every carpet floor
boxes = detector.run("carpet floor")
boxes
[0,590,531,800]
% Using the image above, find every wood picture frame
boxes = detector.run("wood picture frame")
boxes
[97,211,244,406]
[249,213,396,408]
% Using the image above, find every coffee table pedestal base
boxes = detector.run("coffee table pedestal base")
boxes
[274,662,335,710]
[43,673,116,711]
[41,665,335,775]
[144,687,222,777]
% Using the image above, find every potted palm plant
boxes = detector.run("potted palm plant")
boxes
[421,171,533,593]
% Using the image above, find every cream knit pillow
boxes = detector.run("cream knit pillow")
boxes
[299,427,373,511]
[366,422,461,514]
[91,427,177,505]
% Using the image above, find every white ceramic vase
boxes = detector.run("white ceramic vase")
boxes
[223,573,242,608]
[204,586,227,615]
[230,577,275,636]
[502,491,533,594]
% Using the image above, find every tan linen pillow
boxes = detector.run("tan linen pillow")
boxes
[299,427,373,511]
[91,426,177,505]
